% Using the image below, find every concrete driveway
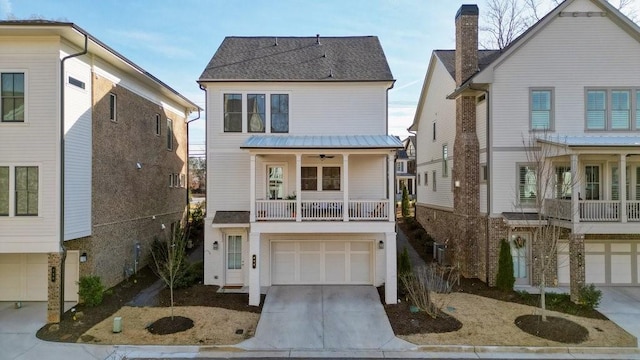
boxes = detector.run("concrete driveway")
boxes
[597,287,640,343]
[240,285,414,350]
[0,301,115,360]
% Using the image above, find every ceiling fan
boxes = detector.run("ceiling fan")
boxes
[318,154,335,160]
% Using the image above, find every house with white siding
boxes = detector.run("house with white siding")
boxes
[200,36,401,306]
[0,21,199,322]
[410,0,640,299]
[395,136,416,201]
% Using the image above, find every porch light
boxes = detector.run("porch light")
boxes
[80,252,88,263]
[378,240,385,249]
[213,241,219,250]
[454,180,461,188]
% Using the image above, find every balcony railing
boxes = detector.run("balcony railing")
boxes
[544,199,640,222]
[254,199,389,221]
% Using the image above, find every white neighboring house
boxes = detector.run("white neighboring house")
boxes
[410,0,640,298]
[200,36,401,305]
[0,21,198,323]
[396,136,416,201]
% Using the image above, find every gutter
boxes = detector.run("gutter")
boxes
[59,32,88,321]
[185,107,201,208]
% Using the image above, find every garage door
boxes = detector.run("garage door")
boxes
[271,241,372,285]
[558,242,639,285]
[0,252,79,301]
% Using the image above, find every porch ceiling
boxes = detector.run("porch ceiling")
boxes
[240,135,403,150]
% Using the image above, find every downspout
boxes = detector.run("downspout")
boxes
[471,85,491,283]
[185,107,201,207]
[59,32,88,320]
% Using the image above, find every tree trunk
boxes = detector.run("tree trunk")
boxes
[540,271,547,322]
[170,279,174,320]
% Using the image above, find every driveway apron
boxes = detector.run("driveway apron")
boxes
[240,285,413,350]
[597,287,640,343]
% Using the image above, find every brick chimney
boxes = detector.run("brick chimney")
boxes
[455,4,479,86]
[452,4,481,280]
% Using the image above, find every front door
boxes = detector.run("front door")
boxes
[510,233,530,285]
[267,165,284,199]
[226,235,243,285]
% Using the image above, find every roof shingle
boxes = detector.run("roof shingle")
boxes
[199,36,394,81]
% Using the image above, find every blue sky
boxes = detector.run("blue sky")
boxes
[6,1,636,155]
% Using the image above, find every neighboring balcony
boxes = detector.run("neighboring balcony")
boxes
[544,199,640,222]
[255,199,390,221]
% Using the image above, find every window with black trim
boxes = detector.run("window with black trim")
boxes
[68,76,85,89]
[109,93,117,121]
[15,166,38,216]
[301,167,317,190]
[166,119,173,150]
[518,164,537,206]
[271,94,289,133]
[155,114,161,136]
[224,93,242,132]
[1,73,25,122]
[247,94,265,132]
[442,145,448,177]
[432,170,436,191]
[322,167,340,191]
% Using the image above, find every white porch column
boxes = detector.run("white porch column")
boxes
[248,232,261,306]
[343,154,349,222]
[571,154,580,223]
[296,153,301,222]
[620,153,628,223]
[388,153,395,222]
[384,232,397,304]
[250,154,256,222]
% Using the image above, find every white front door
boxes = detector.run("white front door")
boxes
[226,235,243,285]
[511,233,530,286]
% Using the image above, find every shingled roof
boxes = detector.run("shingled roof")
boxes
[433,49,501,81]
[199,36,394,82]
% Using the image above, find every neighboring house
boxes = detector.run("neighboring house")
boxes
[410,0,640,298]
[395,136,416,201]
[199,36,401,306]
[0,21,199,322]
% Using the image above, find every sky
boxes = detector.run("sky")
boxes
[4,0,638,156]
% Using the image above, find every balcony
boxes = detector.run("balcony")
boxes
[255,199,389,221]
[544,199,640,223]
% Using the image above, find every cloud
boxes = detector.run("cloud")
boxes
[0,0,12,18]
[388,105,416,138]
[109,30,194,59]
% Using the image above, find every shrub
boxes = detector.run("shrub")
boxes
[175,260,204,288]
[397,247,412,277]
[78,275,105,307]
[578,283,602,309]
[401,185,410,218]
[399,264,455,318]
[496,239,515,291]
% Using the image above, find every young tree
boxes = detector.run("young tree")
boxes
[150,222,189,319]
[401,184,410,218]
[496,239,516,291]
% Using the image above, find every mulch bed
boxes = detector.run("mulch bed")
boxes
[515,315,589,344]
[147,316,194,335]
[157,285,264,313]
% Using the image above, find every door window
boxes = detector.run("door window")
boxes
[267,165,284,199]
[227,235,242,270]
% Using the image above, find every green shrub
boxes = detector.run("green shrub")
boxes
[401,185,410,218]
[398,247,412,277]
[578,283,602,309]
[495,239,515,291]
[175,260,204,288]
[78,275,105,307]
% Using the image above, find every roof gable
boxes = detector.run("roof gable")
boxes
[199,36,394,82]
[433,49,501,81]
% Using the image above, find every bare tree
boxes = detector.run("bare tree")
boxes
[517,133,580,321]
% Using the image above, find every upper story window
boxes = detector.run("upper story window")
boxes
[166,119,173,151]
[68,76,85,89]
[407,143,415,157]
[554,165,572,199]
[271,94,289,133]
[432,170,436,191]
[247,94,265,132]
[530,88,553,130]
[224,93,242,132]
[1,73,25,122]
[109,93,117,122]
[155,114,161,136]
[442,145,448,177]
[417,173,421,186]
[480,164,488,183]
[396,161,404,173]
[586,88,639,131]
[518,164,537,206]
[424,172,428,186]
[432,122,436,141]
[322,166,340,191]
[15,166,38,216]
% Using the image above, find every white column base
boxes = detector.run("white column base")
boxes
[384,232,397,305]
[249,232,261,306]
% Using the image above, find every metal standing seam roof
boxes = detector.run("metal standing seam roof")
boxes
[240,135,403,149]
[537,135,640,147]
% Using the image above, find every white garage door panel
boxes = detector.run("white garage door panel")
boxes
[611,255,632,284]
[585,254,606,284]
[0,253,79,302]
[271,241,372,285]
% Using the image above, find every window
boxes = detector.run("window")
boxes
[247,94,265,132]
[322,167,340,190]
[518,165,537,205]
[432,170,436,191]
[611,90,630,129]
[477,94,486,103]
[0,166,8,215]
[442,145,448,177]
[637,91,640,129]
[585,165,600,200]
[301,167,317,190]
[480,164,488,183]
[271,94,289,133]
[530,89,552,130]
[169,174,173,188]
[396,161,404,173]
[166,119,173,150]
[554,165,572,199]
[227,235,242,270]
[155,114,161,136]
[424,172,428,186]
[417,173,421,186]
[15,166,38,216]
[109,93,117,121]
[432,122,436,141]
[180,174,186,188]
[68,76,85,89]
[1,73,24,122]
[224,93,242,132]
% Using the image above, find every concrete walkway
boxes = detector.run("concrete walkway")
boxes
[396,224,427,269]
[239,285,413,350]
[598,287,640,342]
